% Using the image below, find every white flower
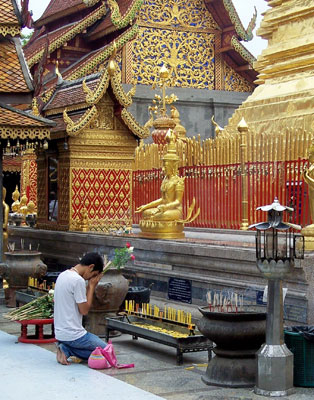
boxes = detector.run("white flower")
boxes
[48,289,54,295]
[128,247,134,252]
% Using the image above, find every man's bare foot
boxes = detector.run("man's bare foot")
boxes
[57,346,70,365]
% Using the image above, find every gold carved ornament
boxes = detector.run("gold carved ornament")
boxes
[0,25,20,37]
[138,0,217,31]
[0,127,50,140]
[111,67,136,108]
[132,28,215,90]
[224,64,255,93]
[83,71,110,106]
[121,109,150,139]
[108,0,143,29]
[63,106,98,136]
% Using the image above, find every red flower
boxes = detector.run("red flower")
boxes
[131,254,135,261]
[126,242,131,248]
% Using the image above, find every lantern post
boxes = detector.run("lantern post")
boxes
[250,197,304,396]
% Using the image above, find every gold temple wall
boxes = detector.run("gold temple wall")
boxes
[125,0,253,92]
[67,119,136,232]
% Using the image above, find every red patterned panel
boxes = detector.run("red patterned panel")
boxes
[72,168,131,229]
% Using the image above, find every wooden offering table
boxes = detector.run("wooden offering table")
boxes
[17,318,56,344]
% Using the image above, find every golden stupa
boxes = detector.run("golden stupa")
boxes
[224,0,314,135]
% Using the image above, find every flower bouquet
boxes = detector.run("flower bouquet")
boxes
[102,242,135,274]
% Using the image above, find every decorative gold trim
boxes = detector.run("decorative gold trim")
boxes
[0,25,20,37]
[108,0,143,29]
[70,159,133,169]
[0,127,50,140]
[83,71,110,105]
[28,3,107,67]
[41,89,55,104]
[65,24,139,81]
[121,108,150,139]
[45,102,88,116]
[111,67,135,108]
[231,36,255,67]
[63,106,98,136]
[139,21,218,35]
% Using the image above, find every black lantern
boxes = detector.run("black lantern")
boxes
[251,197,304,279]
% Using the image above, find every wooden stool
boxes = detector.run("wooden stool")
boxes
[17,318,56,344]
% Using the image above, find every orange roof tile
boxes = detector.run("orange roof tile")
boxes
[36,0,88,26]
[45,77,100,111]
[0,104,51,127]
[0,39,30,92]
[0,0,19,25]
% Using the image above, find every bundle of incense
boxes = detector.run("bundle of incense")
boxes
[101,261,112,275]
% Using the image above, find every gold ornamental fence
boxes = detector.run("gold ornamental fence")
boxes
[132,128,312,229]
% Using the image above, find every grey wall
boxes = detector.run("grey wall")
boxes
[124,84,251,140]
[8,227,311,325]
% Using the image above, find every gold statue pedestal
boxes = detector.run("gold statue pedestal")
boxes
[301,225,314,251]
[139,219,185,240]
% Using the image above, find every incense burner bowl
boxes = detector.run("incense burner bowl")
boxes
[197,306,266,388]
[1,251,47,307]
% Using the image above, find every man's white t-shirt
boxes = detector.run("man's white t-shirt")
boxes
[54,269,87,341]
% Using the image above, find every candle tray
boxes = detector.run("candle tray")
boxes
[105,314,213,365]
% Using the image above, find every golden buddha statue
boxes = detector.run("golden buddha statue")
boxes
[80,207,89,232]
[136,129,199,239]
[11,186,20,213]
[19,194,29,220]
[27,200,37,216]
[302,141,314,249]
[3,187,9,253]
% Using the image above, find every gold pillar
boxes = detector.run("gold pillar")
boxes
[238,118,249,230]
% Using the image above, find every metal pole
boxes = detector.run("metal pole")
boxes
[238,118,249,230]
[255,272,294,396]
[266,279,284,345]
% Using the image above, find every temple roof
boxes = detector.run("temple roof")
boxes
[0,0,54,139]
[37,24,138,101]
[43,61,149,139]
[44,74,100,112]
[25,0,257,96]
[35,0,89,27]
[0,102,54,127]
[0,102,55,139]
[0,0,20,36]
[0,38,33,93]
[204,0,256,42]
